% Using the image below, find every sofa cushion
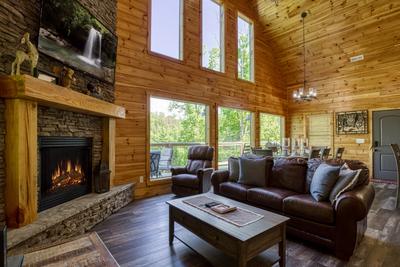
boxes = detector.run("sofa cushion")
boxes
[247,187,297,211]
[219,182,253,201]
[270,157,308,193]
[238,157,267,187]
[310,163,341,201]
[283,195,335,224]
[171,174,199,189]
[228,157,240,182]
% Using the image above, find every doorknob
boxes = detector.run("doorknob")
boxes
[374,141,379,147]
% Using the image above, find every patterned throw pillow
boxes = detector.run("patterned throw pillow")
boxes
[310,163,341,201]
[329,163,362,205]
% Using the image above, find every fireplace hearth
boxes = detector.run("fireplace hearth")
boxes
[39,137,93,211]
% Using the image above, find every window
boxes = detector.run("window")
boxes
[237,14,254,81]
[307,114,332,147]
[201,0,224,72]
[218,107,253,169]
[149,97,208,180]
[150,0,183,60]
[260,113,284,148]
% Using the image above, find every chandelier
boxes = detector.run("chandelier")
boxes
[293,11,317,102]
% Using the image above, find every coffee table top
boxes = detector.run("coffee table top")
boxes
[167,193,289,242]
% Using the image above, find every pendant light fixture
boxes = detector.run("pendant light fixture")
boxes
[293,11,317,102]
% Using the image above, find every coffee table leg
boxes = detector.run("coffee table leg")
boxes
[237,244,247,267]
[279,223,286,267]
[169,206,174,245]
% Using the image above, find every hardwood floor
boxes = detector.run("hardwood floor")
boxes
[94,183,400,267]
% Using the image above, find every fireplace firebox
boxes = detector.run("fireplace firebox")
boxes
[39,137,93,211]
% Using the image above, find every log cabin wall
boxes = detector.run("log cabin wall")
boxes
[254,0,400,172]
[114,0,287,198]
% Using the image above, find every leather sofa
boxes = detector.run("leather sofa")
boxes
[171,145,214,196]
[211,157,375,260]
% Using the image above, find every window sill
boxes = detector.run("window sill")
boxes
[148,50,185,65]
[200,66,226,77]
[237,77,255,85]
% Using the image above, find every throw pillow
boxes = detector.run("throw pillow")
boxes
[310,163,341,201]
[228,157,240,182]
[238,157,267,187]
[329,163,362,204]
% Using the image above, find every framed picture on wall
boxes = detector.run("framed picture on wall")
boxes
[336,110,368,135]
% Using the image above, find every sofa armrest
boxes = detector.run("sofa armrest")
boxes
[211,170,229,194]
[335,183,375,221]
[171,167,187,176]
[197,168,214,193]
[334,184,375,260]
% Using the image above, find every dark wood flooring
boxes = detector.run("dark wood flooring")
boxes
[93,183,400,267]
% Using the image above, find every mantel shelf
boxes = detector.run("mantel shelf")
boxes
[0,75,125,119]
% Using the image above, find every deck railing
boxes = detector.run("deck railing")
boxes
[149,141,250,178]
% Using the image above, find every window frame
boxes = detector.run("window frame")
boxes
[236,12,255,83]
[259,112,285,148]
[146,94,210,184]
[148,0,184,62]
[200,0,225,73]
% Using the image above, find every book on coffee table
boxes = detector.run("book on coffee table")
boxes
[211,204,237,214]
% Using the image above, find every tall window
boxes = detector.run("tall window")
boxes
[201,0,224,72]
[260,113,284,147]
[218,107,253,169]
[149,97,208,180]
[150,0,183,60]
[237,14,254,81]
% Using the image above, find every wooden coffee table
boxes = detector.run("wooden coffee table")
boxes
[167,193,289,267]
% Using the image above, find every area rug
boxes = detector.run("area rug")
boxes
[183,195,264,227]
[22,232,119,267]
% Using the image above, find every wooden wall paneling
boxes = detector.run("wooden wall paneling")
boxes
[114,0,287,198]
[5,99,37,228]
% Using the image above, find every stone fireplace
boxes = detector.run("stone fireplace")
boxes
[0,75,133,254]
[38,136,93,211]
[0,75,126,228]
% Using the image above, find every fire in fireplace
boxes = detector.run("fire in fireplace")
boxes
[39,137,93,211]
[50,160,85,192]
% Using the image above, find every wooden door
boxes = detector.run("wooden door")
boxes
[373,110,400,180]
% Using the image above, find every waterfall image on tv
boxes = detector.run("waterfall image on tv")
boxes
[38,0,117,83]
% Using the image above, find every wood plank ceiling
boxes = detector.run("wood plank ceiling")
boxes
[252,0,400,168]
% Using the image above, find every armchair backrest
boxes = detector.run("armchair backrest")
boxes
[186,145,214,174]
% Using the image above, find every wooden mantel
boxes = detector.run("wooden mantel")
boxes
[0,75,125,228]
[0,75,125,119]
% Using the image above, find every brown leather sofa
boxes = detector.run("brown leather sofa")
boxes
[211,157,375,260]
[171,145,214,196]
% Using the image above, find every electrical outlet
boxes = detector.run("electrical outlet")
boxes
[139,176,144,183]
[350,54,364,63]
[356,138,365,144]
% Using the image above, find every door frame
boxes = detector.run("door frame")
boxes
[370,107,400,180]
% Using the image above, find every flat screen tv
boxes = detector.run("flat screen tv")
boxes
[39,0,117,83]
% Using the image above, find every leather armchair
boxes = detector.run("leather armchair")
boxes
[171,145,214,196]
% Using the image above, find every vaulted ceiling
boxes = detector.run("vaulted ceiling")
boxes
[251,0,400,112]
